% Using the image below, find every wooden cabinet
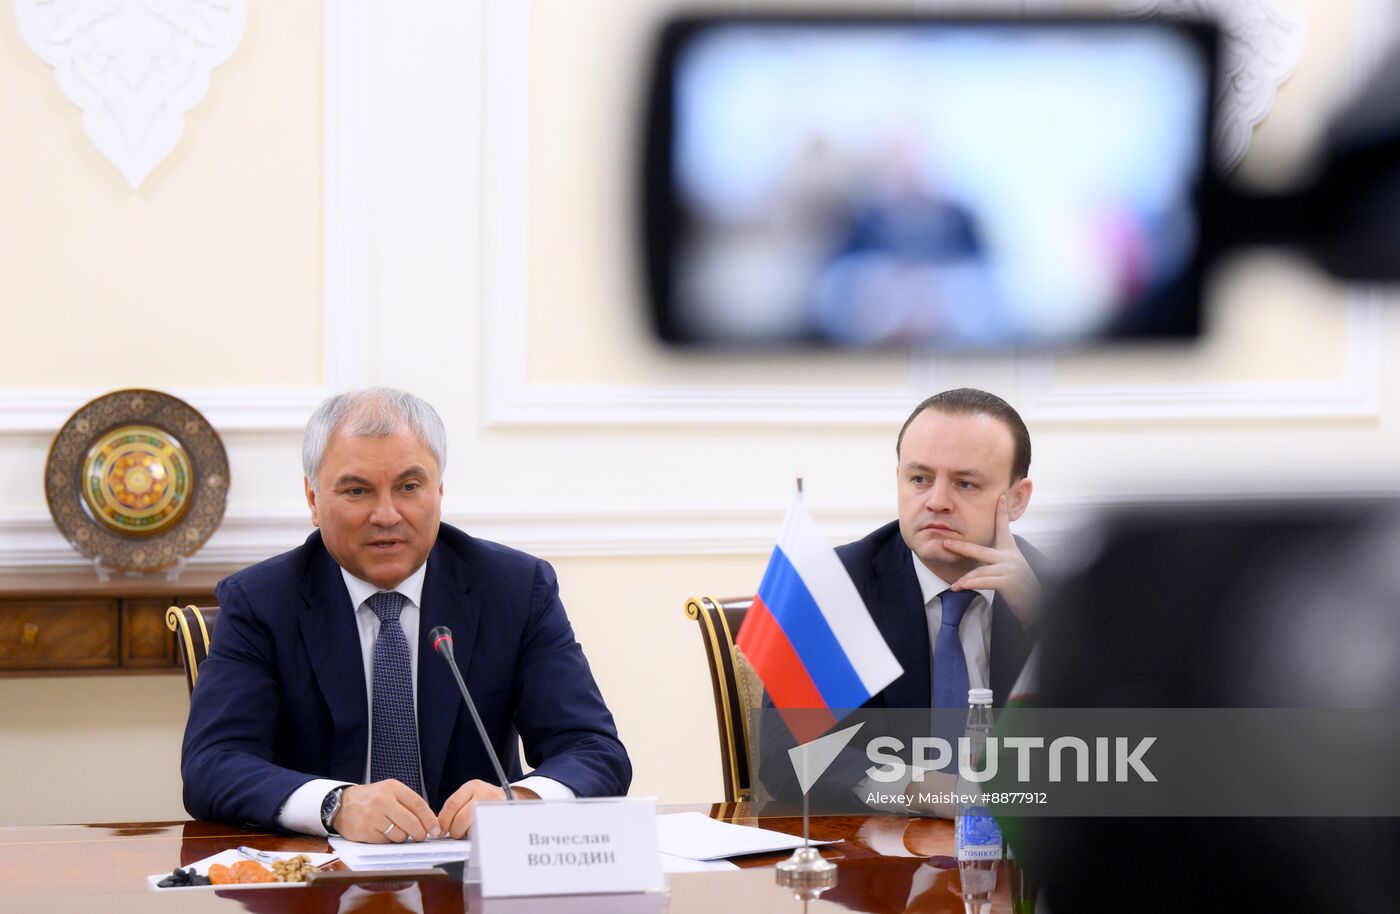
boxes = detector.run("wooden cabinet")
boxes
[0,568,238,676]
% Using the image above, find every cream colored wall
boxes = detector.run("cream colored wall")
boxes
[0,1,324,391]
[525,0,913,390]
[4,0,1400,827]
[1,675,191,824]
[550,555,767,804]
[0,0,325,539]
[0,0,328,826]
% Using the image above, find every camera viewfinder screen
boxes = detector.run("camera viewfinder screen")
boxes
[645,18,1217,349]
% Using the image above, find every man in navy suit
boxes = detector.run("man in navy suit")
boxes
[182,389,629,842]
[841,387,1043,713]
[759,388,1042,808]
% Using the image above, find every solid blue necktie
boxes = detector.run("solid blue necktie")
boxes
[368,591,422,795]
[932,589,976,709]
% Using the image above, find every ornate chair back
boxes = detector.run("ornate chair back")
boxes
[165,604,220,695]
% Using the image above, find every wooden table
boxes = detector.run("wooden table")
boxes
[0,805,1013,912]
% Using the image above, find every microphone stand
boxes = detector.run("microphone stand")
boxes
[432,628,514,801]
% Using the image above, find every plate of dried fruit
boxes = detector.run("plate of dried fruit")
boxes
[148,849,337,891]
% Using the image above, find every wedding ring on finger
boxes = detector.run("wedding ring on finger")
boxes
[383,822,396,837]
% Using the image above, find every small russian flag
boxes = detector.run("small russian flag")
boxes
[737,494,903,742]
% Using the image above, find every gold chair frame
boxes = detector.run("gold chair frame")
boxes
[684,595,761,803]
[165,604,219,694]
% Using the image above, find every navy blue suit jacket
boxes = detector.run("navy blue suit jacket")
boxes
[182,524,630,827]
[837,520,1040,710]
[757,521,1041,806]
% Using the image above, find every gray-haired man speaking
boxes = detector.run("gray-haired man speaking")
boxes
[182,388,629,841]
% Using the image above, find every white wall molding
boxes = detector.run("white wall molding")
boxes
[0,505,849,568]
[323,0,374,393]
[483,378,942,429]
[0,510,312,569]
[1015,292,1385,422]
[475,0,1374,430]
[8,485,1399,569]
[1115,0,1307,172]
[0,0,372,437]
[4,0,1385,443]
[0,388,327,434]
[477,1,943,430]
[15,0,247,190]
[484,297,1383,431]
[475,0,950,429]
[479,0,532,427]
[1019,0,1389,426]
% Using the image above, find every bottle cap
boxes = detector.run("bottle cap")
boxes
[968,688,994,705]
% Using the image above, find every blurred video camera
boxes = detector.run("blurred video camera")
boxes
[639,13,1400,350]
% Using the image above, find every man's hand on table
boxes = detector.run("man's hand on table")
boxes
[438,780,540,839]
[333,780,441,843]
[329,778,541,842]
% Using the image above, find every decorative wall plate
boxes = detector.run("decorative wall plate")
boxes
[46,390,229,573]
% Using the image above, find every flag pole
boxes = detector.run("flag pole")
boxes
[796,475,808,849]
[803,786,810,848]
[774,473,837,901]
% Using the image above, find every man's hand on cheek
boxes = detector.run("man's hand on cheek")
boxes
[940,494,1041,628]
[437,780,541,839]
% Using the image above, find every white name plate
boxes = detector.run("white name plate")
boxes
[473,796,664,898]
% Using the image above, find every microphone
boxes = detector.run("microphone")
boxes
[430,626,515,801]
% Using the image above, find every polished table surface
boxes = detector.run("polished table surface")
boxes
[0,804,1012,913]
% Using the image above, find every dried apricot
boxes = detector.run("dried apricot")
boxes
[207,863,235,885]
[231,859,276,883]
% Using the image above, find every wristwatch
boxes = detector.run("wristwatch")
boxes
[320,785,349,835]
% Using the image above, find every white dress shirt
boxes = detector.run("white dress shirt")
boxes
[854,555,996,812]
[277,562,573,836]
[909,554,996,693]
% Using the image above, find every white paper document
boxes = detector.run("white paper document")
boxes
[329,835,471,872]
[654,812,838,861]
[659,852,740,873]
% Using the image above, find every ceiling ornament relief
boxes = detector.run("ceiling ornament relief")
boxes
[16,0,247,189]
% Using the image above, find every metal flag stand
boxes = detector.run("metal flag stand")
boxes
[774,476,838,901]
[774,750,838,900]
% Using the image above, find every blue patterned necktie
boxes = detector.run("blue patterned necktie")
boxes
[368,591,422,795]
[932,589,976,709]
[932,589,977,772]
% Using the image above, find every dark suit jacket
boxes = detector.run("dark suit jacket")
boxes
[181,524,630,827]
[837,520,1041,710]
[757,520,1042,807]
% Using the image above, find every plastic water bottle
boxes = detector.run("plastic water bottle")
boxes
[955,687,1001,914]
